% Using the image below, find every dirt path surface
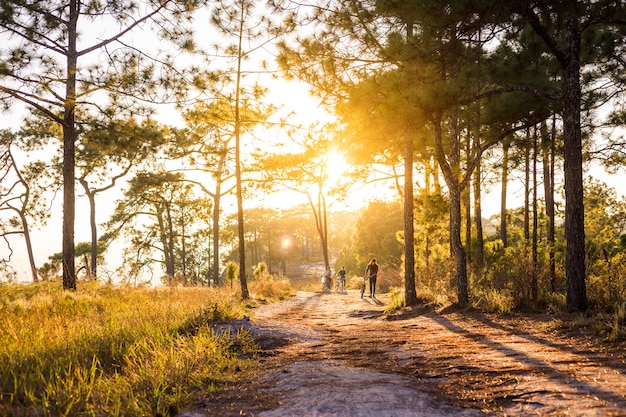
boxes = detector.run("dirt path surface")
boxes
[181,291,626,416]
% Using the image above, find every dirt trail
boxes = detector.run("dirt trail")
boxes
[181,291,626,416]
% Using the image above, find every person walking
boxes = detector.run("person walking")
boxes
[364,258,379,299]
[322,265,332,292]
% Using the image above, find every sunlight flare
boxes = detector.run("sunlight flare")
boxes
[324,150,348,186]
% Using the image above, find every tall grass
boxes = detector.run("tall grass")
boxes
[0,281,259,416]
[248,263,295,302]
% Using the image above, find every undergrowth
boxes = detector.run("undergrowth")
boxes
[248,265,295,302]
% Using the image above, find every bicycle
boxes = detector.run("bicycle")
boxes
[335,275,346,292]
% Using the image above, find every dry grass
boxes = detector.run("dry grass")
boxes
[0,281,269,416]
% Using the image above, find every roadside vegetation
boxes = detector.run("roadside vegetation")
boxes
[0,274,293,417]
[333,183,626,343]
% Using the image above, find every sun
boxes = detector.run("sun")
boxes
[324,150,348,186]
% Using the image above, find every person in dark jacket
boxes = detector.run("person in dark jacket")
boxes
[364,258,379,299]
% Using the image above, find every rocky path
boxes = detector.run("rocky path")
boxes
[182,291,626,416]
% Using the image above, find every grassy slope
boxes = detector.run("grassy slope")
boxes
[0,278,292,416]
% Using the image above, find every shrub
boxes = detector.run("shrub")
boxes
[472,287,515,314]
[248,272,294,301]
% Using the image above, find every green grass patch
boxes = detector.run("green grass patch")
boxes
[0,281,256,416]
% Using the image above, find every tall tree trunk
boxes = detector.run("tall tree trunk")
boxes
[181,209,187,284]
[253,230,259,267]
[79,179,97,279]
[307,187,330,268]
[464,124,472,264]
[166,205,175,277]
[235,6,249,299]
[562,11,587,312]
[532,126,538,301]
[473,158,484,270]
[450,183,468,307]
[9,150,39,282]
[401,9,416,306]
[524,133,530,241]
[157,207,173,277]
[434,112,468,307]
[541,119,556,292]
[500,140,509,247]
[62,0,78,290]
[424,162,432,273]
[18,210,38,282]
[404,135,417,305]
[433,156,441,195]
[473,26,484,270]
[523,133,531,299]
[522,3,587,311]
[322,191,329,267]
[87,189,97,279]
[267,226,272,275]
[212,191,221,286]
[425,157,432,192]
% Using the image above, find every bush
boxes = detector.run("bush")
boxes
[248,274,294,302]
[472,287,515,314]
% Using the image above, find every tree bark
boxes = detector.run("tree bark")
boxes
[307,188,330,269]
[500,140,509,247]
[424,160,432,273]
[473,158,484,270]
[450,183,468,307]
[180,208,187,284]
[464,125,472,264]
[541,119,556,292]
[213,183,221,286]
[434,113,468,307]
[473,27,484,270]
[8,149,39,282]
[79,179,97,279]
[18,210,38,283]
[532,127,538,301]
[562,10,587,312]
[235,5,249,299]
[167,204,175,277]
[62,0,78,290]
[404,135,417,305]
[524,133,530,241]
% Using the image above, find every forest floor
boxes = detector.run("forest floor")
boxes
[180,289,626,417]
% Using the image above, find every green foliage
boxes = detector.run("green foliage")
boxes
[414,189,450,275]
[225,261,239,288]
[335,246,358,277]
[584,177,626,275]
[472,288,515,314]
[416,272,451,307]
[587,250,626,313]
[253,262,269,281]
[0,281,255,416]
[352,200,404,271]
[383,287,405,313]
